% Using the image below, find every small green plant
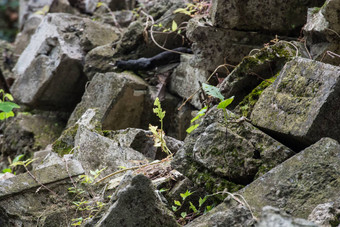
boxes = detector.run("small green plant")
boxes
[153,20,181,34]
[186,106,207,134]
[0,89,20,120]
[172,190,193,214]
[186,83,234,134]
[10,157,36,169]
[149,97,171,155]
[1,154,25,175]
[78,168,106,184]
[174,0,211,17]
[167,189,214,224]
[69,168,108,226]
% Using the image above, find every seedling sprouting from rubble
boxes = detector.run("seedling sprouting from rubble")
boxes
[149,97,172,155]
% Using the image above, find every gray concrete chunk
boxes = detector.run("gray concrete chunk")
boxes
[251,57,340,149]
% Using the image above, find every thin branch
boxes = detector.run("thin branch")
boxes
[24,165,61,199]
[326,28,340,39]
[141,11,192,56]
[95,156,172,184]
[178,64,235,110]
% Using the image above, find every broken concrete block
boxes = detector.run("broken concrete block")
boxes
[210,0,325,35]
[251,57,340,149]
[11,13,120,110]
[96,174,179,227]
[67,71,148,130]
[172,107,295,195]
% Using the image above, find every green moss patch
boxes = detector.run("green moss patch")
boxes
[238,75,278,118]
[52,125,79,157]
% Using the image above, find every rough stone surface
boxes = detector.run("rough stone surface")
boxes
[74,125,147,176]
[1,113,64,159]
[257,206,319,227]
[52,108,102,156]
[169,54,209,109]
[239,138,340,218]
[251,57,340,149]
[113,10,135,27]
[0,40,17,86]
[104,128,184,160]
[96,174,179,227]
[14,14,43,55]
[111,0,189,62]
[210,0,325,35]
[67,71,148,129]
[308,198,340,226]
[11,13,120,110]
[184,197,255,227]
[0,158,83,197]
[303,0,340,66]
[101,0,136,11]
[49,0,79,14]
[84,44,116,81]
[172,107,295,195]
[186,17,273,72]
[18,0,53,28]
[185,138,340,225]
[0,156,84,226]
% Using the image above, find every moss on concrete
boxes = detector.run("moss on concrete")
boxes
[185,161,243,202]
[238,75,278,118]
[52,125,79,157]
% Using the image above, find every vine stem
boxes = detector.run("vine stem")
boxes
[178,64,235,110]
[140,11,192,56]
[95,156,173,184]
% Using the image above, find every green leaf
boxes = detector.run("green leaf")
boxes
[189,202,198,213]
[159,188,168,193]
[186,124,199,134]
[199,196,208,207]
[10,161,25,167]
[171,20,178,31]
[4,93,13,101]
[181,212,187,218]
[190,106,208,123]
[90,170,97,175]
[217,96,234,109]
[172,205,177,212]
[153,98,165,120]
[71,217,83,226]
[2,168,12,173]
[0,101,20,112]
[197,106,208,115]
[180,190,193,201]
[190,115,201,123]
[0,111,14,120]
[24,158,36,167]
[174,200,181,206]
[205,205,213,213]
[173,8,188,14]
[202,83,225,101]
[13,154,24,163]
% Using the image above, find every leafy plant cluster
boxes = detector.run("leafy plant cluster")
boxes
[0,89,20,175]
[174,0,211,17]
[69,168,108,226]
[171,190,212,219]
[0,89,20,120]
[149,97,172,155]
[187,83,234,133]
[0,153,24,175]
